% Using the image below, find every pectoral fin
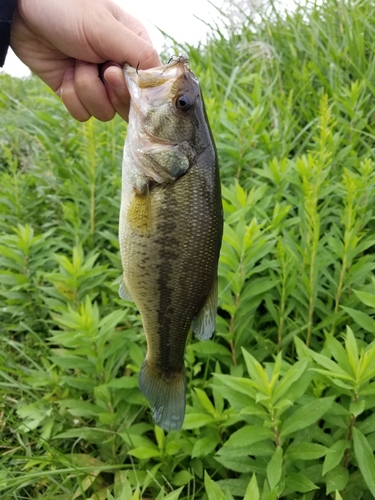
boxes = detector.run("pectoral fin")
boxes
[119,277,134,302]
[192,278,218,340]
[140,142,195,184]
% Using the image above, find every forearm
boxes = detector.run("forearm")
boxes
[0,0,17,66]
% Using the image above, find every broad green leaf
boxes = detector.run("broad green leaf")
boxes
[350,399,365,418]
[214,455,257,474]
[190,342,231,357]
[341,307,375,335]
[310,351,353,379]
[285,443,327,462]
[267,446,283,490]
[172,470,193,486]
[353,289,375,308]
[279,397,334,438]
[192,435,220,458]
[357,411,375,435]
[285,473,319,493]
[204,471,226,500]
[352,427,375,496]
[165,440,181,456]
[183,413,216,429]
[326,465,349,495]
[223,425,274,449]
[244,475,259,500]
[322,440,349,476]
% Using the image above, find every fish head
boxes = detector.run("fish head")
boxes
[124,56,206,154]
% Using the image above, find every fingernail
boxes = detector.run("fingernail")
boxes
[63,67,75,81]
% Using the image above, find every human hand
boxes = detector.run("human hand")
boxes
[11,0,161,121]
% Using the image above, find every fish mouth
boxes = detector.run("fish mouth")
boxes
[124,57,191,105]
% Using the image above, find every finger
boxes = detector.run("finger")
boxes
[89,10,161,69]
[102,63,130,121]
[114,8,153,45]
[60,66,91,122]
[74,60,115,122]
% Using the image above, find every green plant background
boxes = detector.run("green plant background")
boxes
[2,0,375,498]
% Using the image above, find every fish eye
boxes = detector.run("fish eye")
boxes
[175,94,193,112]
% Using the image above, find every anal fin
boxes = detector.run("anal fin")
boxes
[192,277,218,340]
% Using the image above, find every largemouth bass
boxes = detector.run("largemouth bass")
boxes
[119,56,223,431]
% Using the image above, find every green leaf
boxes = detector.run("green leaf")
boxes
[324,334,352,375]
[128,446,161,459]
[310,351,353,379]
[341,307,375,335]
[242,348,269,393]
[172,470,193,486]
[154,426,165,450]
[285,443,327,462]
[192,435,220,458]
[213,374,258,400]
[353,289,375,308]
[215,455,257,474]
[352,427,375,496]
[223,425,274,449]
[190,342,231,357]
[106,377,139,389]
[244,475,259,500]
[267,446,283,490]
[325,465,349,495]
[322,440,350,476]
[183,412,216,429]
[163,487,184,500]
[195,388,216,416]
[345,326,359,375]
[350,399,365,418]
[53,428,111,443]
[357,411,375,435]
[204,471,226,500]
[285,473,319,493]
[272,359,309,404]
[279,397,334,438]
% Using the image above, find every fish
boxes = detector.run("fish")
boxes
[119,56,223,431]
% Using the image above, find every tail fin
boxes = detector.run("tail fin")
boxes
[138,360,186,431]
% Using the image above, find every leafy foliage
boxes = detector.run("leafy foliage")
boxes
[2,0,375,498]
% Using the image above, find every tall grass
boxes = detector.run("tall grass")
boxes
[2,0,375,498]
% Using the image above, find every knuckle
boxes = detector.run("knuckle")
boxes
[137,45,160,69]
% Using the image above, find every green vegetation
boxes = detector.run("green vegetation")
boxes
[2,0,375,498]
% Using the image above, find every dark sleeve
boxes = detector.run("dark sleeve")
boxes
[0,0,18,67]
